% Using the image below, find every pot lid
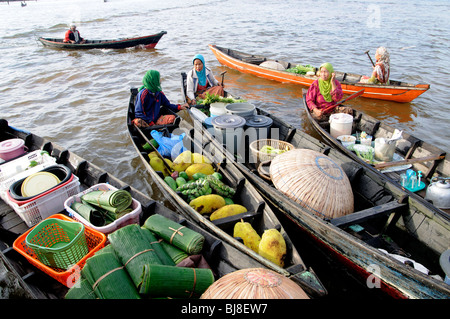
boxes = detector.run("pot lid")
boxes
[0,138,24,152]
[245,115,273,128]
[21,172,61,197]
[212,114,246,129]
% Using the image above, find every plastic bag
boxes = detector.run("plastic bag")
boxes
[150,130,186,158]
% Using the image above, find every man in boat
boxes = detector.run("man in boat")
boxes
[306,62,353,121]
[63,25,86,44]
[186,54,224,106]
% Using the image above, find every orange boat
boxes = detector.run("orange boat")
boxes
[209,44,430,103]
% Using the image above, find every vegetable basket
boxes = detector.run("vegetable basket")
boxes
[249,139,294,165]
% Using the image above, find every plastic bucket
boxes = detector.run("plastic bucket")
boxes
[210,102,227,117]
[212,114,246,155]
[225,103,256,119]
[244,115,273,145]
[329,113,353,138]
[0,139,28,161]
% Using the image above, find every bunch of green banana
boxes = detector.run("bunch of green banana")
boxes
[204,175,236,197]
[176,179,212,201]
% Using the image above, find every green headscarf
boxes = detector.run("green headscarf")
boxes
[318,62,334,102]
[139,70,162,93]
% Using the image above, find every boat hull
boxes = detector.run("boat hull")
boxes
[38,31,167,50]
[209,44,430,103]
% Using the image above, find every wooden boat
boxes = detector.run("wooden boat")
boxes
[126,88,326,297]
[209,44,430,103]
[38,31,167,50]
[0,119,318,299]
[181,93,450,298]
[302,94,450,216]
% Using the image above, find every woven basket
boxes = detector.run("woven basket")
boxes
[270,148,354,219]
[200,268,309,299]
[249,139,294,165]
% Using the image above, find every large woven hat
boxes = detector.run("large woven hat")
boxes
[200,268,309,299]
[270,148,354,219]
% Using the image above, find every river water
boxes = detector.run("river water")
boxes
[1,0,448,299]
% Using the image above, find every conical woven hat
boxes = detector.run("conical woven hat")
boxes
[270,148,353,219]
[200,268,309,299]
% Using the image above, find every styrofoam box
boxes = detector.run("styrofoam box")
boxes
[8,175,80,227]
[64,183,142,235]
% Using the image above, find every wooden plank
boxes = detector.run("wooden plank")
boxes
[330,201,407,228]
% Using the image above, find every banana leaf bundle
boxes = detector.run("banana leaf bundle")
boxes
[140,227,175,266]
[64,279,96,299]
[160,240,189,264]
[143,214,204,255]
[108,224,174,294]
[81,189,133,218]
[70,201,113,227]
[79,251,140,299]
[140,264,214,298]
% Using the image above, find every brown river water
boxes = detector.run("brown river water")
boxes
[1,0,449,300]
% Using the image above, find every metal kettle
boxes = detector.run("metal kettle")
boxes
[425,177,450,209]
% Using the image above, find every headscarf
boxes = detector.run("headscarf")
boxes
[193,54,207,86]
[318,62,334,102]
[139,70,162,93]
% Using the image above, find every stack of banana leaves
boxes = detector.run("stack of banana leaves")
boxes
[69,189,133,226]
[65,216,214,299]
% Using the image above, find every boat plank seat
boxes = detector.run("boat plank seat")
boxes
[330,200,407,228]
[241,56,266,65]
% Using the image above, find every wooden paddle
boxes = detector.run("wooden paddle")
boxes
[364,50,375,67]
[322,89,365,113]
[373,154,445,170]
[134,124,174,173]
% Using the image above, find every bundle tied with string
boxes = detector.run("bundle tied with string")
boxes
[108,224,174,295]
[270,148,354,219]
[201,268,309,299]
[143,214,205,255]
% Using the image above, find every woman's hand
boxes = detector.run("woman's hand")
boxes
[312,107,323,118]
[179,103,189,110]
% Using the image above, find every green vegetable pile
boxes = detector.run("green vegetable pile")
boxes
[286,64,316,75]
[197,93,246,105]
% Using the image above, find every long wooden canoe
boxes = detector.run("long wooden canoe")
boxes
[0,119,317,299]
[209,44,430,103]
[182,96,450,298]
[302,94,450,217]
[126,88,326,297]
[38,31,167,50]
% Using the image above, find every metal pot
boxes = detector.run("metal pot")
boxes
[425,177,450,209]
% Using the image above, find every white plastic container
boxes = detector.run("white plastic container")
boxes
[329,113,353,138]
[225,103,256,119]
[210,102,227,117]
[7,175,80,227]
[64,183,142,235]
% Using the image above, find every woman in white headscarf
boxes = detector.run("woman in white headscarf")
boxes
[360,47,390,84]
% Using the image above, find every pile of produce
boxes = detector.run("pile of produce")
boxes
[286,64,316,75]
[162,150,286,268]
[197,92,247,106]
[65,215,214,299]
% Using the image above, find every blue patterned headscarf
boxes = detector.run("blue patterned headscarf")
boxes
[193,54,207,86]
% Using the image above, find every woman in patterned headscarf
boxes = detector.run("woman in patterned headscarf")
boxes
[361,46,390,84]
[133,70,188,128]
[186,54,224,105]
[306,62,352,120]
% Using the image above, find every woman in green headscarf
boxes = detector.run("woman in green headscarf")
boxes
[306,62,351,120]
[134,70,188,127]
